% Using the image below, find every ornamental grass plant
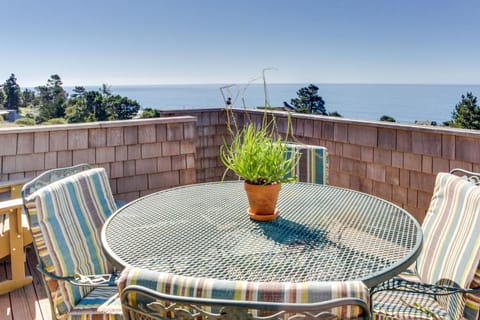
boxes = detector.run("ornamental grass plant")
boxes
[220,110,298,186]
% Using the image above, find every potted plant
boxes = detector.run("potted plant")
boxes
[220,114,298,221]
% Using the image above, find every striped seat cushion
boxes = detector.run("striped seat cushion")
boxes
[373,272,462,320]
[26,168,119,317]
[69,286,122,320]
[373,288,452,320]
[286,143,329,184]
[119,267,369,319]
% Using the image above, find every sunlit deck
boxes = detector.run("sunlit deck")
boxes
[1,108,480,319]
[0,248,52,320]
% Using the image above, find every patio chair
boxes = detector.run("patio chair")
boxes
[23,167,123,319]
[0,163,127,295]
[371,169,480,320]
[285,143,329,184]
[118,267,371,320]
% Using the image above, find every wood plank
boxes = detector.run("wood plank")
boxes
[0,259,13,320]
[21,248,45,320]
[5,258,34,319]
[25,248,51,320]
[0,248,52,320]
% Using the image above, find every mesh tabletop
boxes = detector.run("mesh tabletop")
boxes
[102,182,422,287]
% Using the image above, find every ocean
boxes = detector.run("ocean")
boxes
[78,83,480,124]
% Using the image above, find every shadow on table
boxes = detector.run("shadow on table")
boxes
[255,217,330,247]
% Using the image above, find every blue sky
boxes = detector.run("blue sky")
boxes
[1,0,479,87]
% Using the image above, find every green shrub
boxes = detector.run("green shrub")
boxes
[380,115,396,122]
[43,118,67,125]
[329,111,342,117]
[140,108,161,118]
[15,117,36,126]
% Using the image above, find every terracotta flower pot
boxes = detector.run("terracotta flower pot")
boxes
[244,182,281,221]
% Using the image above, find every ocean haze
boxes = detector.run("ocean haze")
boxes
[66,84,480,124]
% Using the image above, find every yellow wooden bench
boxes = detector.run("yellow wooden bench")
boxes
[0,178,33,294]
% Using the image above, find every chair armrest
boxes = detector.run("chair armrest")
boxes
[0,178,30,200]
[0,198,23,234]
[371,277,480,298]
[36,262,119,287]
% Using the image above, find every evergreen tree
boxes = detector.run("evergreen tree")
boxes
[36,74,68,122]
[65,84,140,122]
[70,86,86,98]
[290,84,327,115]
[65,86,89,123]
[105,95,140,120]
[3,74,22,111]
[0,86,5,108]
[449,92,480,129]
[21,88,36,108]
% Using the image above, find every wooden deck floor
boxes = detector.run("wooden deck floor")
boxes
[0,247,52,320]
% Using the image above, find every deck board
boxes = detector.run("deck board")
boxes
[0,247,50,320]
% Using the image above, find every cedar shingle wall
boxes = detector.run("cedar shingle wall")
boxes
[161,109,480,223]
[0,117,197,203]
[2,109,480,223]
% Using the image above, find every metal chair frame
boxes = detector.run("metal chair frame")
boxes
[450,168,480,186]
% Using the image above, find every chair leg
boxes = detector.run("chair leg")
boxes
[0,200,32,295]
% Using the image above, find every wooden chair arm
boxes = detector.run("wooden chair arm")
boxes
[0,197,32,294]
[0,178,30,200]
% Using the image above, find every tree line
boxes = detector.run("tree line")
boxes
[287,83,480,129]
[0,73,140,124]
[1,74,479,129]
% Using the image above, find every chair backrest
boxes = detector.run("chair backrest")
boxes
[450,168,480,319]
[24,167,117,316]
[118,267,370,320]
[415,171,480,319]
[450,168,480,186]
[285,143,329,184]
[21,163,93,200]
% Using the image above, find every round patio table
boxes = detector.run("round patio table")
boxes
[102,181,422,288]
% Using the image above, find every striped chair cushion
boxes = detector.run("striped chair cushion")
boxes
[416,172,480,289]
[118,267,369,319]
[69,286,122,320]
[373,272,465,320]
[373,288,452,320]
[26,168,118,317]
[286,143,329,184]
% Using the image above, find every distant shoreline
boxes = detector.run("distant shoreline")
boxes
[24,83,480,124]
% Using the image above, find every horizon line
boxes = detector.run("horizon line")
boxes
[24,82,480,88]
